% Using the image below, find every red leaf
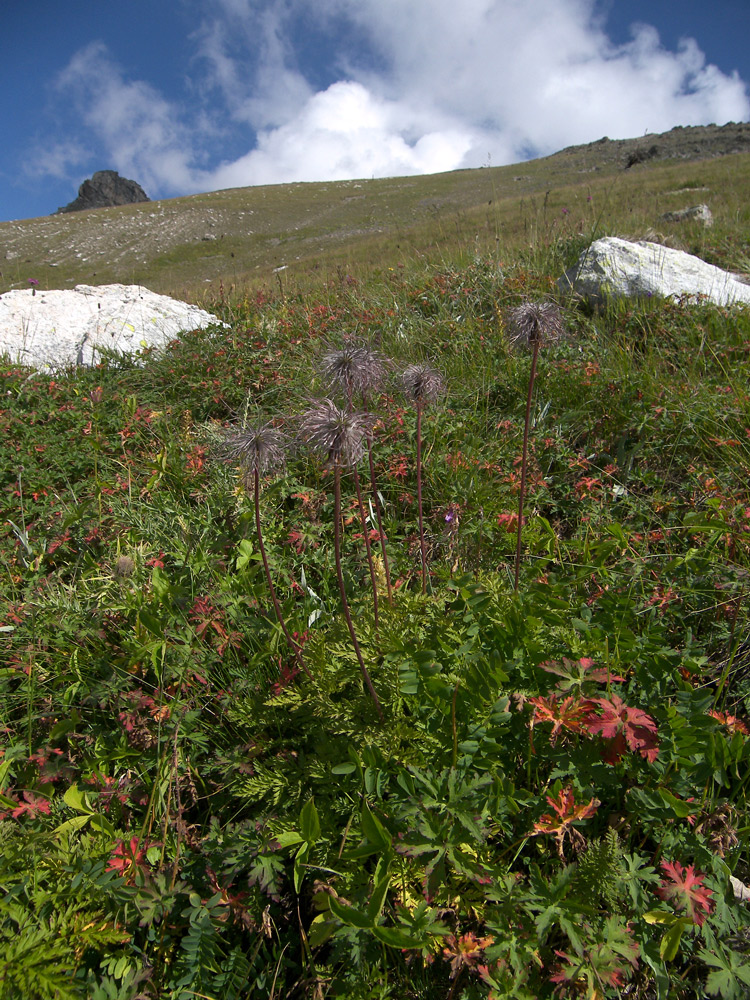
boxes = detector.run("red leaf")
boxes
[584,694,659,762]
[532,787,600,835]
[10,792,51,819]
[657,860,714,926]
[528,694,588,742]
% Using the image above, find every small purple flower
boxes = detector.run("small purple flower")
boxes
[28,278,39,296]
[561,208,570,216]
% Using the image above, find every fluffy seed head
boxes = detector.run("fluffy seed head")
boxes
[300,399,373,467]
[507,301,564,349]
[400,363,445,405]
[321,343,387,398]
[113,554,136,578]
[223,422,286,476]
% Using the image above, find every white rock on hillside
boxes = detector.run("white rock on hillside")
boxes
[661,203,713,226]
[560,237,750,307]
[0,284,226,370]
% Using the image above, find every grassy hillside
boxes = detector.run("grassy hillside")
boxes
[1,133,750,999]
[2,126,749,301]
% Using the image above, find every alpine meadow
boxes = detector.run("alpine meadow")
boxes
[1,128,750,999]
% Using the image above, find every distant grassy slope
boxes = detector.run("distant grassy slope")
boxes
[1,124,749,302]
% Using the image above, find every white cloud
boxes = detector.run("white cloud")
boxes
[192,0,313,128]
[40,1,750,199]
[24,139,89,180]
[208,81,475,188]
[51,41,208,194]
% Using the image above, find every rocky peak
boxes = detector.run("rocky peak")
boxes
[56,170,150,214]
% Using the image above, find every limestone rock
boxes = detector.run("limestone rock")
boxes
[661,204,713,227]
[559,237,750,307]
[56,171,150,214]
[0,284,226,370]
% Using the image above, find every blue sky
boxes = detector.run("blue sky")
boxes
[1,0,748,222]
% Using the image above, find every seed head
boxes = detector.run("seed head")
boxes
[400,363,445,405]
[114,554,136,578]
[223,422,286,476]
[300,399,373,467]
[321,343,387,398]
[507,301,564,349]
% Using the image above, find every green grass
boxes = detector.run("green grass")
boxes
[1,151,750,999]
[2,144,748,301]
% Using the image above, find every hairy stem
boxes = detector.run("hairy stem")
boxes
[254,468,312,680]
[353,465,380,632]
[334,464,383,719]
[416,401,428,594]
[514,337,540,591]
[365,421,393,605]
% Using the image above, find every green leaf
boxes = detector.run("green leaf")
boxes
[367,867,392,922]
[138,609,164,637]
[372,925,429,949]
[54,814,93,836]
[657,788,694,819]
[308,912,337,948]
[89,814,117,838]
[236,538,256,570]
[0,758,13,789]
[644,909,676,925]
[328,894,374,929]
[659,917,691,962]
[331,762,357,775]
[294,843,310,894]
[359,802,391,850]
[274,830,305,849]
[151,565,171,603]
[300,798,321,844]
[63,783,93,814]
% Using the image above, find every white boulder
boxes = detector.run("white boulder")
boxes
[661,203,713,226]
[560,237,750,307]
[0,283,226,370]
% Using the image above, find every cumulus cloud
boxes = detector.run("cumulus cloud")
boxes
[208,81,475,189]
[39,0,750,198]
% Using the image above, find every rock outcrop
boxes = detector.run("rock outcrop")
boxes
[660,204,713,227]
[0,284,225,369]
[56,171,150,214]
[560,237,750,307]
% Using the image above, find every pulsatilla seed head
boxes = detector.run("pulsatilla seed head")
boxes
[400,363,445,405]
[222,422,286,475]
[507,301,564,349]
[321,343,387,397]
[300,398,373,467]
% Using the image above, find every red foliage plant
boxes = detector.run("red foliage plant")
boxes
[657,860,714,926]
[583,693,659,763]
[532,786,600,857]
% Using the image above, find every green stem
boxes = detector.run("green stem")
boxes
[334,464,383,719]
[514,337,540,591]
[416,401,427,594]
[353,465,380,633]
[366,432,393,605]
[254,468,312,681]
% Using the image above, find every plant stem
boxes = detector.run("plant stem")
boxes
[361,388,393,605]
[353,465,380,633]
[514,337,540,591]
[254,468,312,681]
[333,463,383,719]
[366,435,393,604]
[416,401,428,594]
